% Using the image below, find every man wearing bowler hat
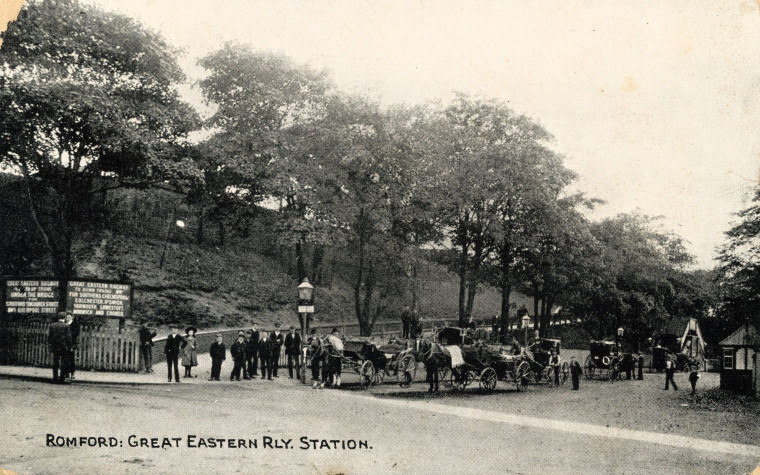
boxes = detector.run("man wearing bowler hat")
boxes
[270,323,284,378]
[284,325,302,379]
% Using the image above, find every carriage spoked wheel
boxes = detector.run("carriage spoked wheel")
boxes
[359,360,375,390]
[515,361,530,392]
[559,362,569,385]
[397,354,417,388]
[584,355,595,380]
[478,367,497,393]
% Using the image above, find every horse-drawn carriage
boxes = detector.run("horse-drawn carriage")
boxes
[339,338,387,389]
[377,338,419,388]
[585,340,623,380]
[431,327,568,392]
[306,334,386,389]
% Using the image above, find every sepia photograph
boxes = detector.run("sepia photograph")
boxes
[0,0,759,473]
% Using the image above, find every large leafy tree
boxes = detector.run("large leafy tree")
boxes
[0,0,200,306]
[568,213,699,345]
[716,187,760,336]
[197,43,331,266]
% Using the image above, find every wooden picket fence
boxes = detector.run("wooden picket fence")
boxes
[0,322,141,372]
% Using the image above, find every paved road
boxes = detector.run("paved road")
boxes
[1,376,757,474]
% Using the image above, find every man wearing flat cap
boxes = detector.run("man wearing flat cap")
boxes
[284,325,302,379]
[270,323,284,378]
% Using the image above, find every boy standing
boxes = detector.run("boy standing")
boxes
[569,355,582,390]
[230,333,246,381]
[209,334,225,381]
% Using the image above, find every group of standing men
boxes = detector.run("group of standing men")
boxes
[208,323,302,382]
[47,311,80,383]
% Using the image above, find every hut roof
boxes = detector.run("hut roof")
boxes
[719,324,760,347]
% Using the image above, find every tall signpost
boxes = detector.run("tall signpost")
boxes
[297,278,314,384]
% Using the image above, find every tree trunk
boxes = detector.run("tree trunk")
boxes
[457,243,468,326]
[361,261,376,336]
[218,219,225,247]
[355,211,366,332]
[532,284,540,332]
[540,298,547,336]
[312,245,324,285]
[196,206,204,245]
[500,281,511,340]
[411,262,420,316]
[295,239,306,282]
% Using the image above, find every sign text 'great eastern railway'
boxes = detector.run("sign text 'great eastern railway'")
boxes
[66,280,132,318]
[3,280,60,314]
[1,278,132,319]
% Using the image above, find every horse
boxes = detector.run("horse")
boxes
[305,335,342,389]
[414,338,453,393]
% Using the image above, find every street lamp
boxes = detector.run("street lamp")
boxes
[297,278,314,384]
[617,326,624,349]
[159,218,185,269]
[522,315,531,347]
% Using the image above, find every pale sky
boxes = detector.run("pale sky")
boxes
[85,0,760,269]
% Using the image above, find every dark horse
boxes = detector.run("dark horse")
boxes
[415,339,453,393]
[307,336,342,388]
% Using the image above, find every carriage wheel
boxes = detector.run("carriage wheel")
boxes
[515,361,530,392]
[479,367,497,393]
[559,362,569,385]
[398,354,416,388]
[585,355,595,379]
[359,361,375,390]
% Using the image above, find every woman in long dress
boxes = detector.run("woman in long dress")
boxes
[182,327,199,378]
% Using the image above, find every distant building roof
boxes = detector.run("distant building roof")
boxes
[719,324,760,347]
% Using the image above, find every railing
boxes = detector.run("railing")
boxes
[0,322,141,372]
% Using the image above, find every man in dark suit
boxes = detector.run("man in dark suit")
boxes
[245,326,259,379]
[270,323,284,377]
[284,326,302,379]
[230,333,247,381]
[48,312,72,384]
[163,326,184,383]
[65,312,80,379]
[259,332,273,380]
[139,323,157,373]
[208,334,225,381]
[569,355,583,390]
